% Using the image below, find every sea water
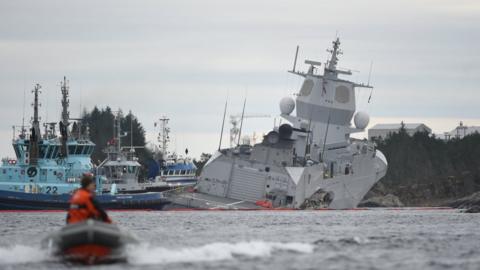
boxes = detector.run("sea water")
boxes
[0,209,479,270]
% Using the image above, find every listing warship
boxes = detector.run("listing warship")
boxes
[166,38,388,210]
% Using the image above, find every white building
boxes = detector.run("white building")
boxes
[444,121,480,140]
[368,123,431,140]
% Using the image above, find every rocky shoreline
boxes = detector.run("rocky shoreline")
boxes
[443,191,480,213]
[359,191,480,213]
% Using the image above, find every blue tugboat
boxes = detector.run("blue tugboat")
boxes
[0,78,169,210]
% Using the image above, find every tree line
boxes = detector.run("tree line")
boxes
[373,126,480,205]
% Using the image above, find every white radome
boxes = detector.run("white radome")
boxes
[354,111,370,129]
[279,97,295,115]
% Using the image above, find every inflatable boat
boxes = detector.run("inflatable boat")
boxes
[43,219,137,264]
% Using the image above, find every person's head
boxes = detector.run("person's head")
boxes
[80,174,96,191]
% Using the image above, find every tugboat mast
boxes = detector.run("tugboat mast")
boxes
[113,111,123,153]
[59,77,70,158]
[61,76,70,128]
[30,84,42,165]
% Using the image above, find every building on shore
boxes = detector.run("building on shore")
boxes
[443,121,480,140]
[368,122,431,140]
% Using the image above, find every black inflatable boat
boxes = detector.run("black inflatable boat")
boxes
[43,219,138,264]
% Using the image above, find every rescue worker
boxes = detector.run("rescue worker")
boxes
[66,174,112,224]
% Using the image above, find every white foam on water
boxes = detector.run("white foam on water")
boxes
[0,245,48,265]
[128,241,314,265]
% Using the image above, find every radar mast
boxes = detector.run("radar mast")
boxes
[29,84,42,165]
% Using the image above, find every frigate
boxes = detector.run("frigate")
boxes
[166,38,388,210]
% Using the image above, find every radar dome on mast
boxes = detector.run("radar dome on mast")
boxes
[354,111,370,129]
[279,97,295,115]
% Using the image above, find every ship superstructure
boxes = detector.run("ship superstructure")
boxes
[97,111,144,193]
[144,117,197,191]
[167,39,388,209]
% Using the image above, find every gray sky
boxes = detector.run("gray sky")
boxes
[1,0,479,158]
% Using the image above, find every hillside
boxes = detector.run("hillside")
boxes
[367,127,480,206]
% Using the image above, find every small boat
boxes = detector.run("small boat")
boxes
[43,219,137,264]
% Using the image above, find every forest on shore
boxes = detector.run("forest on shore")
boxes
[81,106,209,177]
[371,126,480,206]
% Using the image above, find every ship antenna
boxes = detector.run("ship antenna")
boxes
[130,110,133,149]
[157,116,170,156]
[61,76,70,127]
[115,111,122,153]
[30,84,42,165]
[237,97,247,146]
[327,38,342,71]
[59,77,70,159]
[218,96,228,150]
[303,116,313,165]
[321,108,332,162]
[21,84,26,138]
[367,61,374,103]
[292,45,299,72]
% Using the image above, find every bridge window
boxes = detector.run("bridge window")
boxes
[13,145,21,158]
[21,144,29,153]
[299,79,314,96]
[181,170,186,175]
[46,146,54,159]
[68,145,76,155]
[51,146,59,159]
[104,166,112,178]
[335,85,350,103]
[39,145,47,158]
[75,146,84,155]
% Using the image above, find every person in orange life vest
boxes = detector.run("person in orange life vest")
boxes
[66,174,112,224]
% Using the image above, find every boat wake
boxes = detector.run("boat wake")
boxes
[127,241,315,265]
[0,241,314,266]
[0,245,49,265]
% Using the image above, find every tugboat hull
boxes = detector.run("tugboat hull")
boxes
[0,190,170,210]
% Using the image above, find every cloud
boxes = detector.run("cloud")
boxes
[0,0,479,158]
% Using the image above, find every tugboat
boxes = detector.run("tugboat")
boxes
[165,38,388,210]
[0,78,169,210]
[143,117,197,191]
[97,111,146,194]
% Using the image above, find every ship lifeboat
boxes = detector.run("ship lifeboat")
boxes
[42,219,137,264]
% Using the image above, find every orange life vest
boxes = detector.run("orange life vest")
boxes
[66,189,110,224]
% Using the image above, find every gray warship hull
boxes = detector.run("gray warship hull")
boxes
[167,38,388,210]
[166,145,387,210]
